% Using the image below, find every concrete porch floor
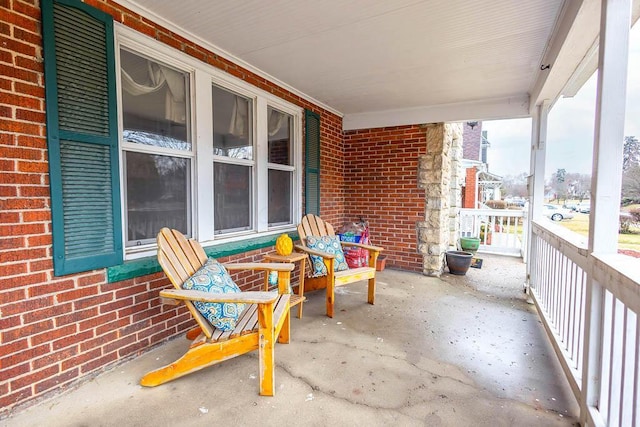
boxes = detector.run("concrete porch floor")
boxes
[2,254,579,426]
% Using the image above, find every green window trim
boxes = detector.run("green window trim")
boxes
[304,110,321,216]
[107,232,299,283]
[42,0,123,276]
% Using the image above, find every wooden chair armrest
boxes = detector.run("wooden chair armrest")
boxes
[294,244,336,259]
[224,262,295,272]
[339,242,384,253]
[159,289,279,304]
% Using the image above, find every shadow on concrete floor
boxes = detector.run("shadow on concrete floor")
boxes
[3,257,579,427]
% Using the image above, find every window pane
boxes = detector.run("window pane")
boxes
[268,169,292,225]
[214,163,252,232]
[213,85,253,160]
[268,107,292,165]
[125,151,191,245]
[120,49,191,150]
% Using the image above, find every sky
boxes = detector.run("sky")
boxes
[483,23,640,179]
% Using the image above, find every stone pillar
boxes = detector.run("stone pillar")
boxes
[416,122,461,276]
[448,124,464,249]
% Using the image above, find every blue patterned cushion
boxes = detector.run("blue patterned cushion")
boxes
[182,258,245,331]
[267,271,293,294]
[306,235,349,276]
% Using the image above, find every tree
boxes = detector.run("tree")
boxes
[622,164,640,204]
[501,173,528,198]
[553,168,568,202]
[623,136,640,172]
[565,172,591,200]
[622,136,640,204]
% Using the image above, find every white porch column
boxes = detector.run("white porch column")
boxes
[588,0,631,254]
[529,100,549,222]
[525,101,549,278]
[582,0,632,424]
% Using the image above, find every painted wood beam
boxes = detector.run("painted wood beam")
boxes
[343,95,529,131]
[529,0,594,109]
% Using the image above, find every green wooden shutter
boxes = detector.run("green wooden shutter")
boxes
[42,0,122,276]
[304,110,321,216]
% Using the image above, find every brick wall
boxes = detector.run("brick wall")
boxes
[343,125,427,272]
[463,167,478,208]
[0,0,342,413]
[462,122,482,161]
[317,111,345,225]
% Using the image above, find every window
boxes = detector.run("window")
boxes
[117,30,303,257]
[120,49,193,247]
[267,107,294,226]
[212,85,253,234]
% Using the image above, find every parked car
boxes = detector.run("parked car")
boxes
[543,204,574,221]
[577,202,591,213]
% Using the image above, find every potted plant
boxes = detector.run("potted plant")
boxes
[479,224,492,245]
[459,236,480,252]
[445,250,474,275]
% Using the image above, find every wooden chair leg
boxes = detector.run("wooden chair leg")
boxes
[326,279,335,318]
[258,302,275,396]
[323,259,335,318]
[368,277,376,305]
[278,306,290,344]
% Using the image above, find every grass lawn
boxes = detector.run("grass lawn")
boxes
[555,211,640,250]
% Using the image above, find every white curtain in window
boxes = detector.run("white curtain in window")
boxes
[268,109,285,136]
[121,62,186,123]
[228,96,248,137]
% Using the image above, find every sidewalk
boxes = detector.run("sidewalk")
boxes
[2,260,578,426]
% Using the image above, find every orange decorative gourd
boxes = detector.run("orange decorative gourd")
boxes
[275,234,293,256]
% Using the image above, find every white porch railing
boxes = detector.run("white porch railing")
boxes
[530,221,640,426]
[459,208,526,257]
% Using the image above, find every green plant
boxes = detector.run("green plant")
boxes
[620,214,633,234]
[479,224,492,242]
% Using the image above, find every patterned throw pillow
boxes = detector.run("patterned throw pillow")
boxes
[305,235,349,276]
[182,258,245,331]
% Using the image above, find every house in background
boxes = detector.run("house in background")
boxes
[461,121,502,208]
[1,1,638,424]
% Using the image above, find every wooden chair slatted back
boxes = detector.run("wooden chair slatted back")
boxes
[297,214,335,245]
[157,228,214,338]
[297,214,337,275]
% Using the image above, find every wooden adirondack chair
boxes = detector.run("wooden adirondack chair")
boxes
[296,214,383,318]
[140,228,293,396]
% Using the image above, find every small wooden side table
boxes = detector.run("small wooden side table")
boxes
[263,252,307,318]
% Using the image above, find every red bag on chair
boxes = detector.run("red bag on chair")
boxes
[344,228,369,268]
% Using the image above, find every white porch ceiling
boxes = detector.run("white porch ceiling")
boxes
[123,0,592,129]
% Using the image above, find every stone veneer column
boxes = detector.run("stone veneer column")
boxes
[448,124,464,249]
[416,123,462,276]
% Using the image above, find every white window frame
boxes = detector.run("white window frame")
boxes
[265,105,297,228]
[115,25,303,260]
[210,81,256,237]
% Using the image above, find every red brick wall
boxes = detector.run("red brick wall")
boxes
[343,125,427,272]
[317,113,345,225]
[463,167,478,208]
[0,0,343,413]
